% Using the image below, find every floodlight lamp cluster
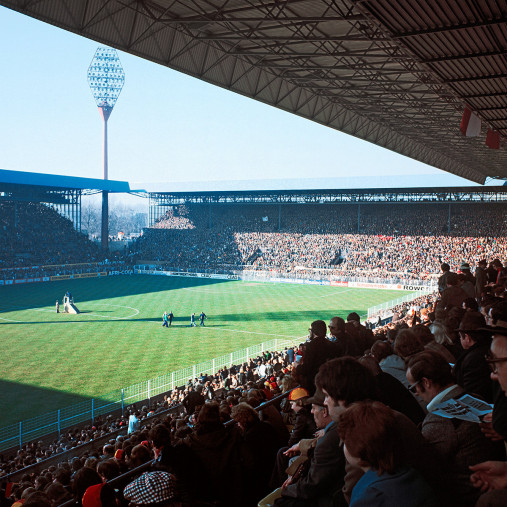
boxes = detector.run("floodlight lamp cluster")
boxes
[87,48,125,109]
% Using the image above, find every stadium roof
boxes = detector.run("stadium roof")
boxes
[150,185,507,204]
[1,0,506,184]
[0,169,131,193]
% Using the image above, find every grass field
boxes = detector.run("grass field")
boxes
[0,275,412,426]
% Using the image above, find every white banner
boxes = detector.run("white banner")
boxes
[348,281,431,291]
[108,270,134,276]
[136,269,238,281]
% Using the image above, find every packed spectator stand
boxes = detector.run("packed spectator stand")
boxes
[0,203,106,270]
[2,200,507,506]
[130,202,507,282]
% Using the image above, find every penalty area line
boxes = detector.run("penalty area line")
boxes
[1,304,140,322]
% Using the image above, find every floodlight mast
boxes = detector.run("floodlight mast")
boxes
[87,48,125,251]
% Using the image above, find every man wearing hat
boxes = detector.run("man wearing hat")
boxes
[123,470,178,506]
[460,262,476,285]
[453,312,493,403]
[275,389,344,506]
[287,388,316,446]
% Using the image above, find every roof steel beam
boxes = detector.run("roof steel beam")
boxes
[423,50,506,64]
[194,34,378,42]
[444,73,507,83]
[391,18,507,39]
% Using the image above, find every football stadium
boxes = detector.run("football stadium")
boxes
[1,1,507,507]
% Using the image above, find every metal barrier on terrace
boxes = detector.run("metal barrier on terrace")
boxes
[136,264,438,287]
[0,337,301,452]
[367,286,437,318]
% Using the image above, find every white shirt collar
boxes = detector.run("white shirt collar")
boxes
[427,384,458,412]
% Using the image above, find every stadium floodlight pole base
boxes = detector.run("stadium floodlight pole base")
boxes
[101,189,109,251]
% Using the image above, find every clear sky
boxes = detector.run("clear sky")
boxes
[0,6,488,193]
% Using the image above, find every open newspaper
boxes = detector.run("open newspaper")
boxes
[429,394,493,423]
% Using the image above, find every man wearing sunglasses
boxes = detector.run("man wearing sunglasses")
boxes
[406,350,504,507]
[470,327,507,505]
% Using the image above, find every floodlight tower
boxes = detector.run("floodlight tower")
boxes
[87,48,125,251]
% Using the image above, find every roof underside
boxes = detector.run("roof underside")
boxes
[2,0,506,184]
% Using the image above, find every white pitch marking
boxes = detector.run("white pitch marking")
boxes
[0,304,140,322]
[0,316,24,322]
[78,303,140,320]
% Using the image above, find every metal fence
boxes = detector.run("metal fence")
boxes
[367,286,436,318]
[136,264,438,287]
[240,270,438,287]
[0,336,302,452]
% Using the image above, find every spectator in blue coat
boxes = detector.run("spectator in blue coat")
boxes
[337,400,438,507]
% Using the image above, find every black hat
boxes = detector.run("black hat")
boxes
[477,325,507,337]
[456,312,486,332]
[306,389,326,406]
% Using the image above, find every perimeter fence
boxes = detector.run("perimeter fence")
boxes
[0,336,301,453]
[367,286,436,318]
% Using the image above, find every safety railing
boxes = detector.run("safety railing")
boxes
[0,336,301,452]
[367,287,436,318]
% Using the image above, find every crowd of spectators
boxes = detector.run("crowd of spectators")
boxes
[0,349,295,478]
[131,203,507,281]
[2,201,506,285]
[0,261,132,283]
[0,203,106,270]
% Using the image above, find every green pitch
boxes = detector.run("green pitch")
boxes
[0,275,412,426]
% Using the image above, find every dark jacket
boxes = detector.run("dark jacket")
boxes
[345,322,375,355]
[376,371,425,426]
[282,421,345,507]
[288,406,317,447]
[475,266,488,299]
[421,385,505,507]
[440,285,467,310]
[438,271,453,294]
[453,340,493,403]
[182,391,205,415]
[183,424,245,506]
[332,330,362,357]
[241,419,282,503]
[301,337,340,393]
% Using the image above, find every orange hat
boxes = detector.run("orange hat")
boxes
[289,387,309,401]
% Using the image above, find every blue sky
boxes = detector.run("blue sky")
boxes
[0,6,486,192]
